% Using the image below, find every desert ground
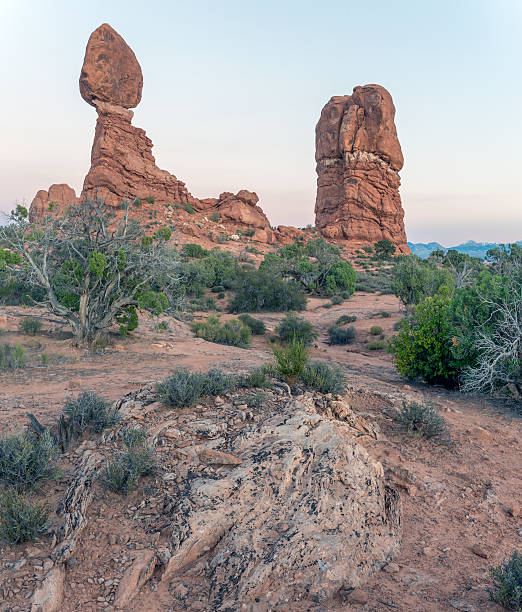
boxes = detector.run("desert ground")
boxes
[0,291,520,612]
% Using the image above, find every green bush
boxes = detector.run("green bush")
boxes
[489,550,522,610]
[238,367,269,388]
[182,243,209,258]
[19,316,42,335]
[230,270,306,313]
[374,239,396,259]
[328,325,356,345]
[324,260,356,296]
[272,338,309,385]
[336,314,357,325]
[0,343,26,369]
[101,444,156,495]
[396,401,448,439]
[211,285,225,293]
[144,196,155,204]
[0,431,56,491]
[276,313,317,346]
[367,339,387,350]
[244,391,266,408]
[238,314,266,335]
[370,325,383,336]
[301,361,347,395]
[330,295,343,305]
[62,391,121,437]
[182,202,195,214]
[192,316,251,347]
[210,212,220,222]
[0,490,49,544]
[200,368,239,395]
[390,292,467,388]
[391,255,454,306]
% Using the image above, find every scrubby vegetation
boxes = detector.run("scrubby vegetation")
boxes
[390,244,522,394]
[0,490,49,544]
[489,550,522,610]
[276,313,317,345]
[328,324,356,345]
[0,343,26,370]
[396,400,448,440]
[238,314,266,335]
[301,360,347,394]
[0,431,56,491]
[101,430,156,495]
[62,391,121,440]
[192,315,252,347]
[272,338,309,385]
[336,314,357,325]
[19,316,42,335]
[0,201,182,345]
[229,269,306,313]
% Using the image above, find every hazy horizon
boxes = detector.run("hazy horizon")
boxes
[1,0,520,244]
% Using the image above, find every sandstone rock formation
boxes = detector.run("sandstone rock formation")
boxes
[29,184,78,223]
[161,395,401,609]
[315,84,410,253]
[29,24,279,241]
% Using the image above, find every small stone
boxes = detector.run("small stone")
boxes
[508,503,520,518]
[471,544,489,559]
[383,562,400,573]
[348,588,369,604]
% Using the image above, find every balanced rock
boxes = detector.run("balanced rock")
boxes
[315,84,410,253]
[79,23,142,109]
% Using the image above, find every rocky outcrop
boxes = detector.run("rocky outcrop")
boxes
[79,24,196,208]
[315,84,410,253]
[29,184,78,223]
[162,395,401,609]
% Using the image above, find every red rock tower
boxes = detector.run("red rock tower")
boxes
[314,84,409,253]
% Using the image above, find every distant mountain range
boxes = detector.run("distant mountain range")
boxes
[407,240,522,259]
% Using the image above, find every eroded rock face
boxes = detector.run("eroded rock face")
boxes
[29,184,78,223]
[163,395,401,610]
[315,84,410,253]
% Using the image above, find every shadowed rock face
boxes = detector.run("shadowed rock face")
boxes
[315,85,410,254]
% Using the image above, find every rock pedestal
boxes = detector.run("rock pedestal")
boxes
[315,84,410,253]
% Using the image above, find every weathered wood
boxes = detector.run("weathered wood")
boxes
[51,450,103,562]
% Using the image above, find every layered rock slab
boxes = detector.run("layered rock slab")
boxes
[315,84,410,253]
[163,396,401,610]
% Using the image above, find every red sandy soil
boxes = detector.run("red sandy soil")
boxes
[0,293,520,611]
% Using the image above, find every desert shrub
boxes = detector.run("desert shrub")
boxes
[367,339,387,350]
[356,270,393,294]
[396,401,448,439]
[157,368,205,407]
[276,313,317,346]
[154,320,170,332]
[230,269,306,313]
[217,291,225,299]
[0,343,26,369]
[391,255,454,306]
[182,243,209,259]
[489,550,522,610]
[144,196,155,204]
[272,338,309,385]
[325,261,356,296]
[0,431,56,491]
[238,314,266,335]
[239,367,269,388]
[370,325,383,336]
[328,325,356,345]
[301,360,347,395]
[211,285,225,293]
[244,391,266,408]
[336,314,357,325]
[189,296,217,312]
[323,302,332,309]
[210,211,220,222]
[390,291,469,388]
[62,391,120,438]
[393,319,405,331]
[182,202,195,214]
[200,368,238,395]
[120,427,148,448]
[101,444,156,495]
[376,311,391,318]
[0,490,49,544]
[192,316,251,347]
[19,316,42,335]
[330,295,343,305]
[374,239,396,259]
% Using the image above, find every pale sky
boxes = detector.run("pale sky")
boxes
[0,0,520,245]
